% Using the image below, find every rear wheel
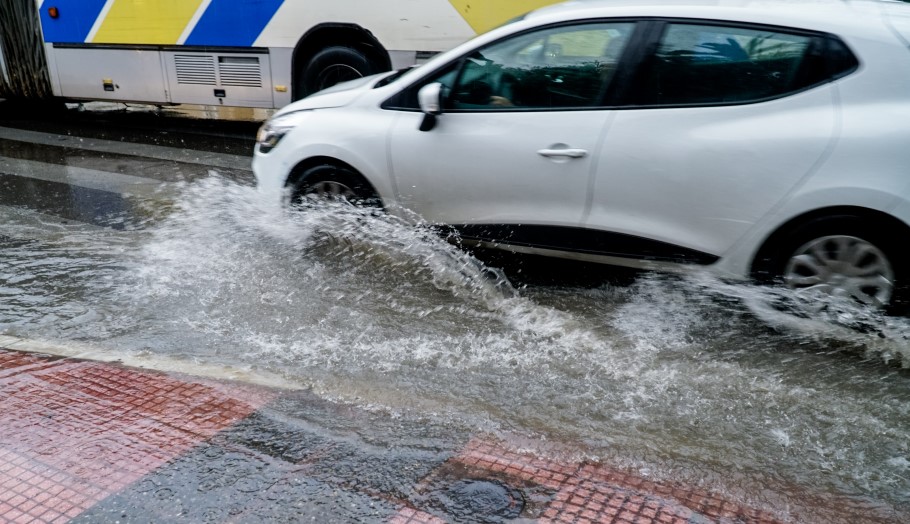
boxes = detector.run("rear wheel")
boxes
[755,216,907,312]
[783,235,895,307]
[299,46,377,97]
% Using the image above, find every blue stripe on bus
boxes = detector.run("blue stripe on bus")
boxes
[41,0,109,43]
[184,0,285,47]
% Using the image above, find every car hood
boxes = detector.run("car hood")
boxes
[883,0,910,48]
[273,73,387,115]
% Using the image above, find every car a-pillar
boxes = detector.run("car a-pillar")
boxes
[291,24,392,100]
[750,206,910,314]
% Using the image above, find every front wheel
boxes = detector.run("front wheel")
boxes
[289,163,381,208]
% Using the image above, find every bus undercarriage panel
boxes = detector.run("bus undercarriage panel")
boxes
[163,51,275,108]
[52,47,169,104]
[48,46,276,108]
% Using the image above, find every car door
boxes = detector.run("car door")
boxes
[586,21,843,262]
[386,21,636,247]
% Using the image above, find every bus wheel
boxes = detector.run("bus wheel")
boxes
[301,46,376,97]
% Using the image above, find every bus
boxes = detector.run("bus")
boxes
[0,0,560,110]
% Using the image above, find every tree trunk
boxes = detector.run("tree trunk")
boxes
[0,0,52,99]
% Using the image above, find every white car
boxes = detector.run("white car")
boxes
[253,0,910,310]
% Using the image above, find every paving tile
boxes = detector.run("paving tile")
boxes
[443,437,784,524]
[0,348,867,524]
[0,349,277,522]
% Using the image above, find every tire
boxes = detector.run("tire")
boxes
[289,163,381,208]
[754,215,908,312]
[299,46,377,97]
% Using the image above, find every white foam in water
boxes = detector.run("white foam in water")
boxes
[674,271,910,367]
[116,176,619,385]
[2,176,910,521]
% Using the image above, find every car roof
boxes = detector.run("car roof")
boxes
[524,0,909,36]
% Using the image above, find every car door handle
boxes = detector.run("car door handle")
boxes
[537,148,588,159]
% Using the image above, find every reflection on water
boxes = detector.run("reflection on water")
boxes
[1,176,909,522]
[67,101,274,123]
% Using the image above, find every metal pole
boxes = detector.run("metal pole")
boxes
[0,0,52,99]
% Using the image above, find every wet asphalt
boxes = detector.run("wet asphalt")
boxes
[1,100,909,524]
[0,102,525,524]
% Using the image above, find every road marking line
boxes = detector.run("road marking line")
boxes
[0,126,252,171]
[0,155,167,197]
[0,204,112,232]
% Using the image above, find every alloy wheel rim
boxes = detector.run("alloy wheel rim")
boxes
[308,180,358,201]
[783,235,895,308]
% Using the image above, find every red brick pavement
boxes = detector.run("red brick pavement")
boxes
[0,349,275,524]
[389,438,782,524]
[0,347,793,524]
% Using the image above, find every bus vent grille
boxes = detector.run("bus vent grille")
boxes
[218,56,262,87]
[175,55,217,85]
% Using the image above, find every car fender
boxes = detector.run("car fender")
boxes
[715,186,908,278]
[266,108,400,209]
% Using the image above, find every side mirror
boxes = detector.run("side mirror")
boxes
[417,83,443,132]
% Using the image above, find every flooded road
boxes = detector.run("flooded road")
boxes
[1,103,909,523]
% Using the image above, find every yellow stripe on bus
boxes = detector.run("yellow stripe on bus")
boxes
[92,0,204,45]
[448,0,563,34]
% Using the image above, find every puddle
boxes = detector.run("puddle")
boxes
[1,175,909,521]
[423,479,525,522]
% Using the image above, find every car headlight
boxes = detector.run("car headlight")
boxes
[256,111,311,154]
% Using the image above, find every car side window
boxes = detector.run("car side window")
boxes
[446,22,635,111]
[634,23,817,106]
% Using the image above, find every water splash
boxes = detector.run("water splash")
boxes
[677,271,910,366]
[2,175,909,518]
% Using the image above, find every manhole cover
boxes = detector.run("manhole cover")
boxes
[427,479,524,522]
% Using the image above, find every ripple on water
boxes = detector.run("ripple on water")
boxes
[1,176,909,520]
